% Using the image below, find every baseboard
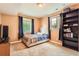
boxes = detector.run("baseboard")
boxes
[10,40,22,44]
[49,40,62,46]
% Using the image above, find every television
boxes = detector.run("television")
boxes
[0,25,9,43]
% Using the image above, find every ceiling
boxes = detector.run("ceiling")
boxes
[0,3,68,17]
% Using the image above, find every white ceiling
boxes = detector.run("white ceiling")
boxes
[0,3,68,17]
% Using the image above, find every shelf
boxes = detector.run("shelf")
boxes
[64,15,78,20]
[63,32,71,33]
[63,39,78,51]
[63,43,78,51]
[63,26,78,28]
[63,37,78,42]
[61,9,79,51]
[64,18,78,23]
[63,9,79,15]
[63,21,78,24]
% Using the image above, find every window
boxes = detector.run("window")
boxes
[50,15,60,29]
[51,18,57,28]
[23,18,32,33]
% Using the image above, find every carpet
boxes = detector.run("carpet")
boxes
[10,42,26,51]
[10,42,79,56]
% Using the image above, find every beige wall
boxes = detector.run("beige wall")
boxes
[69,3,79,10]
[51,29,59,41]
[34,18,41,33]
[40,17,48,34]
[34,17,48,34]
[1,14,18,42]
[1,14,41,42]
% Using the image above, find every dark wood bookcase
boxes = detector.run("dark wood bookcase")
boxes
[60,9,79,51]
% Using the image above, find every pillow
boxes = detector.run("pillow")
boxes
[36,32,43,35]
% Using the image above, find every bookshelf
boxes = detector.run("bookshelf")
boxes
[61,9,79,51]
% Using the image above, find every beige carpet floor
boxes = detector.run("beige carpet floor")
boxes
[10,42,79,56]
[10,42,26,52]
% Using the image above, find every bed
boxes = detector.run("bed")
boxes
[22,33,49,47]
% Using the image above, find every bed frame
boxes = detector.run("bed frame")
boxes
[22,38,49,47]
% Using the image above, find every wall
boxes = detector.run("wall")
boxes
[1,14,41,42]
[34,18,41,33]
[40,17,48,34]
[1,14,18,42]
[69,3,79,10]
[34,17,48,34]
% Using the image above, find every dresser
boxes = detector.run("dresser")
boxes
[0,43,10,56]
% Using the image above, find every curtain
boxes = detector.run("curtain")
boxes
[18,16,24,39]
[31,19,34,34]
[48,17,51,39]
[59,13,63,40]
